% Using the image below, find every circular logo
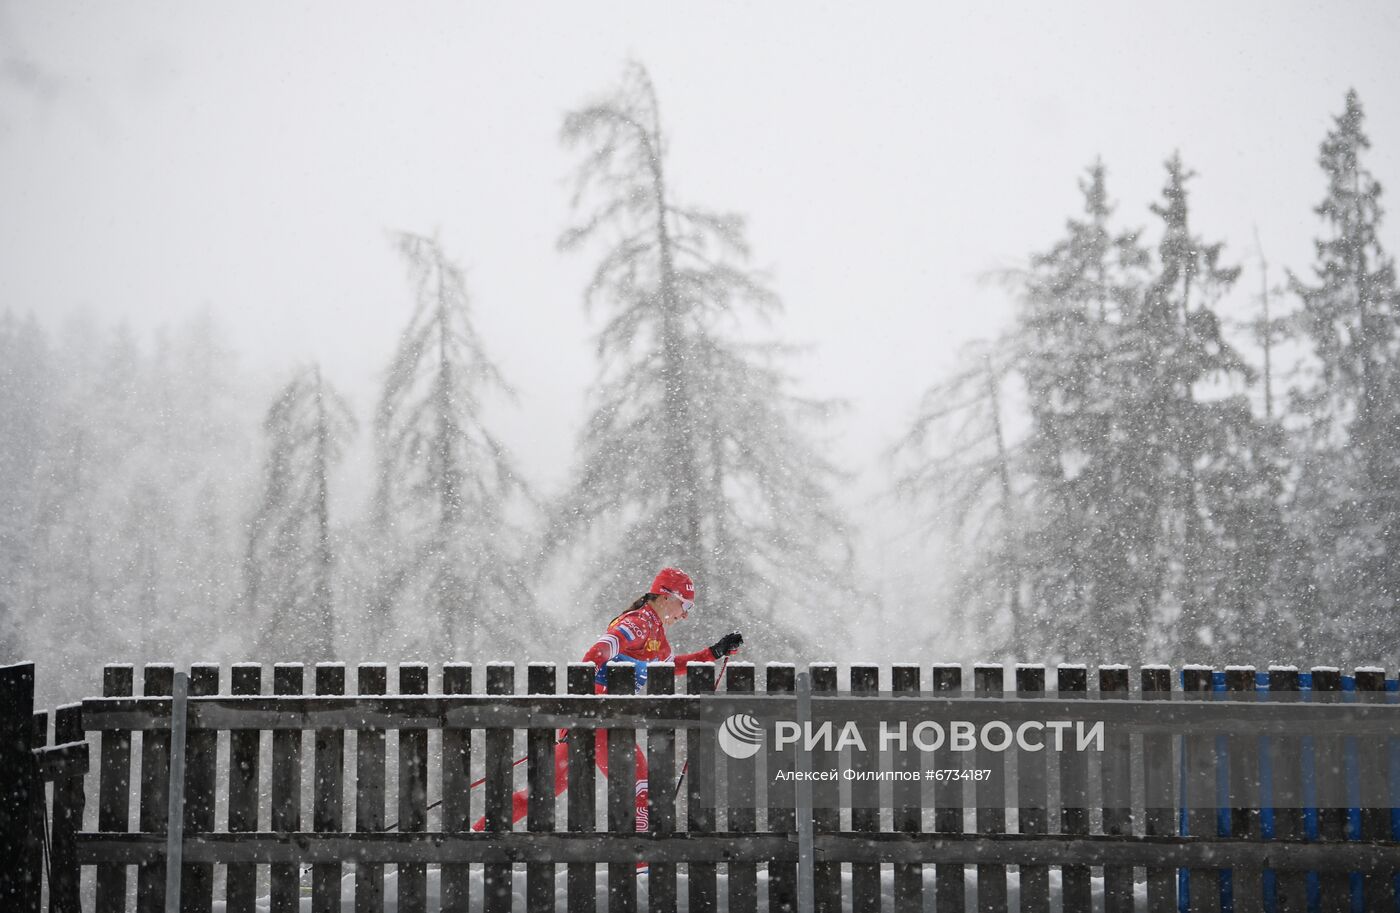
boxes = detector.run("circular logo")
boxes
[717,713,765,759]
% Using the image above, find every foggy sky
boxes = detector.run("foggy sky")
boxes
[2,1,1398,579]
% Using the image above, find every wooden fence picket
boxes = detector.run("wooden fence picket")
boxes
[51,703,86,913]
[891,663,923,913]
[849,664,880,913]
[1312,666,1348,913]
[441,662,473,913]
[973,664,1007,913]
[1099,664,1133,913]
[686,662,718,913]
[27,708,46,913]
[1016,664,1049,913]
[1356,667,1394,910]
[1142,664,1177,913]
[931,663,964,913]
[1057,664,1091,913]
[647,661,678,913]
[96,664,133,913]
[565,662,596,913]
[313,663,346,913]
[226,663,261,913]
[182,663,219,913]
[1268,666,1307,913]
[525,662,555,913]
[763,664,796,913]
[135,664,173,913]
[355,663,388,913]
[269,663,304,913]
[725,662,757,913]
[807,663,839,913]
[1226,666,1263,913]
[397,663,429,913]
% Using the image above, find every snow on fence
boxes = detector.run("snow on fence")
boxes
[4,660,1400,913]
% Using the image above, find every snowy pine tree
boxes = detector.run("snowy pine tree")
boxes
[1017,162,1152,661]
[244,364,355,661]
[890,339,1026,655]
[0,311,50,661]
[1139,154,1294,662]
[1289,90,1400,663]
[546,62,857,654]
[366,231,530,658]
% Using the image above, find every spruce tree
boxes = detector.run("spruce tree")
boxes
[547,61,856,653]
[368,231,530,657]
[0,311,50,661]
[244,364,355,661]
[890,339,1025,654]
[1289,89,1400,662]
[1017,162,1151,661]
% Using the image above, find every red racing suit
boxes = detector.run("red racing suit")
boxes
[473,601,717,832]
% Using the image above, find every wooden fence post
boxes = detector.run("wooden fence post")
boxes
[607,662,637,913]
[1141,664,1177,913]
[0,663,37,913]
[764,664,796,913]
[355,664,388,913]
[96,663,134,913]
[726,662,757,913]
[1355,667,1394,910]
[525,662,556,913]
[182,664,218,913]
[891,664,923,913]
[1311,666,1347,913]
[483,662,515,913]
[973,664,1007,913]
[396,663,429,913]
[1057,664,1091,913]
[1268,666,1306,913]
[687,661,718,913]
[849,664,881,913]
[50,702,86,913]
[313,663,346,913]
[1015,664,1049,913]
[226,663,261,913]
[269,663,304,913]
[807,663,838,913]
[648,661,678,913]
[441,662,471,913]
[136,664,174,913]
[1225,666,1263,913]
[1099,664,1133,913]
[1182,665,1221,913]
[566,662,597,913]
[931,663,964,913]
[27,708,46,913]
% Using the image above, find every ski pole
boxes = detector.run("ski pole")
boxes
[673,654,730,799]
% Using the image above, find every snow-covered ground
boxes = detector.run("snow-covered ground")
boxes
[213,863,1136,912]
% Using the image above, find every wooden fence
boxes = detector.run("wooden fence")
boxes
[4,659,1400,913]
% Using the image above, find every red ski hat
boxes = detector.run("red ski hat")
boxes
[650,567,696,610]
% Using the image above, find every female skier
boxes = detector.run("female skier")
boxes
[472,567,743,832]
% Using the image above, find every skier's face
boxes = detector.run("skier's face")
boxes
[656,593,688,626]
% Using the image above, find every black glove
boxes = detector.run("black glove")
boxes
[709,631,743,658]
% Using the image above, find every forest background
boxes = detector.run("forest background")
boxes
[2,4,1399,708]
